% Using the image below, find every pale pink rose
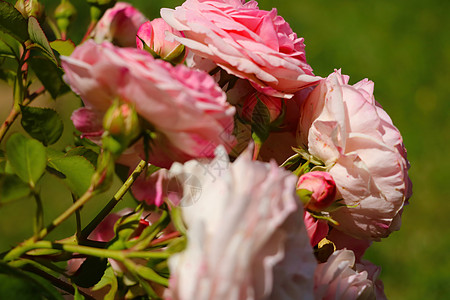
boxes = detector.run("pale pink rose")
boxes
[304,211,329,247]
[62,41,236,168]
[314,249,376,300]
[91,2,148,47]
[136,19,186,62]
[167,147,316,300]
[161,0,320,99]
[356,260,387,300]
[297,70,412,240]
[297,171,336,212]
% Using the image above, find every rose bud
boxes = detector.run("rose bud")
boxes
[91,2,147,47]
[15,0,45,20]
[297,171,337,212]
[102,100,141,155]
[136,19,186,64]
[241,92,284,125]
[54,0,76,39]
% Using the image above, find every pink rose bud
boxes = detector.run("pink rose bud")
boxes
[304,211,329,246]
[91,2,147,47]
[297,171,336,211]
[136,19,186,64]
[102,101,141,155]
[241,92,284,124]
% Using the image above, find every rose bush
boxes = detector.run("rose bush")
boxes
[297,69,412,240]
[61,40,236,167]
[161,0,320,98]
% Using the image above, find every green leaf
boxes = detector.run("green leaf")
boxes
[50,39,75,56]
[0,31,21,59]
[292,147,324,166]
[251,97,271,143]
[0,261,63,300]
[71,257,107,288]
[28,49,69,99]
[296,188,312,205]
[0,173,30,204]
[169,206,187,236]
[0,67,16,85]
[66,146,98,167]
[45,147,65,160]
[0,1,28,43]
[47,155,95,197]
[108,210,142,250]
[5,133,46,187]
[20,106,64,146]
[27,16,57,64]
[92,267,118,300]
[280,152,302,168]
[134,264,169,286]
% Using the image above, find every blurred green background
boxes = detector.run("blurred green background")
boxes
[1,0,449,299]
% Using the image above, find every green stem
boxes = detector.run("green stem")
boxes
[9,258,67,277]
[0,87,42,144]
[32,190,44,236]
[4,185,98,262]
[80,160,147,239]
[122,260,160,298]
[72,194,82,240]
[0,105,20,144]
[6,240,170,262]
[23,265,96,300]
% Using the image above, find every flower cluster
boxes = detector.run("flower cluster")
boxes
[57,0,412,298]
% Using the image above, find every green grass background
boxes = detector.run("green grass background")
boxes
[1,0,449,299]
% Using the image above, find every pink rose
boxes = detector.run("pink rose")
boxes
[161,0,320,98]
[167,147,316,299]
[297,171,337,212]
[71,107,103,138]
[297,70,412,240]
[136,19,186,63]
[91,2,148,47]
[304,211,329,247]
[314,249,376,300]
[62,41,236,168]
[131,169,169,207]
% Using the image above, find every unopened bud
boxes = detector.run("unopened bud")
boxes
[136,19,186,64]
[102,100,141,155]
[55,0,76,36]
[86,0,117,22]
[15,0,45,20]
[91,2,147,47]
[297,171,337,212]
